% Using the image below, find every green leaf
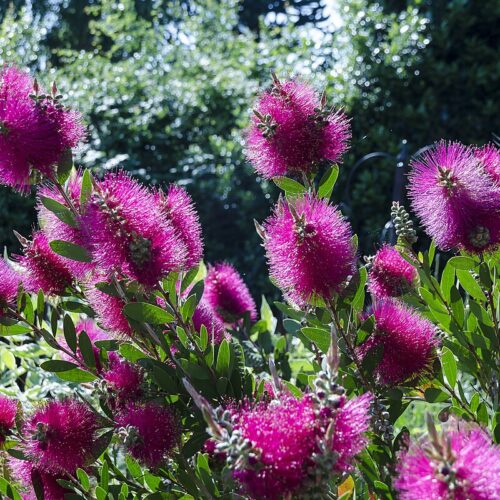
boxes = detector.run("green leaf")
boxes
[456,270,487,301]
[76,469,90,492]
[7,448,29,461]
[441,347,457,388]
[119,343,147,362]
[424,387,449,403]
[49,240,92,262]
[317,164,339,199]
[260,295,277,334]
[152,365,178,393]
[40,196,77,227]
[95,486,108,500]
[94,340,119,351]
[100,460,109,491]
[36,290,44,326]
[80,169,93,206]
[55,368,98,383]
[41,360,79,372]
[301,327,330,353]
[449,285,464,326]
[478,262,493,288]
[181,294,198,322]
[57,148,74,183]
[78,330,96,368]
[361,343,384,375]
[126,455,143,479]
[440,263,455,302]
[350,267,367,312]
[216,340,232,377]
[123,302,174,324]
[199,325,209,351]
[273,176,306,195]
[448,256,476,270]
[91,430,114,460]
[63,314,77,353]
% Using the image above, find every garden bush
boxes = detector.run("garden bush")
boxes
[0,65,498,499]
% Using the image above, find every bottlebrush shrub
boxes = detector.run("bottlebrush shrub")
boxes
[0,68,498,500]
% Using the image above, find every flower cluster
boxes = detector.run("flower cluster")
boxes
[246,77,350,178]
[199,387,372,499]
[263,195,356,306]
[0,66,84,192]
[17,231,73,295]
[0,395,17,444]
[204,262,256,324]
[115,402,179,468]
[395,421,500,499]
[368,245,417,298]
[357,300,439,385]
[408,141,500,253]
[0,258,20,313]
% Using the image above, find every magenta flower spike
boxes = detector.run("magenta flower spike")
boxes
[22,399,100,475]
[104,353,143,404]
[156,185,203,270]
[368,245,417,298]
[84,279,133,338]
[192,301,228,344]
[18,230,73,295]
[116,402,179,468]
[246,78,350,178]
[0,258,20,314]
[232,394,318,499]
[263,195,356,306]
[357,300,439,385]
[408,141,500,253]
[0,395,17,444]
[83,171,185,287]
[204,262,257,324]
[8,460,73,500]
[0,66,84,192]
[474,143,499,184]
[395,426,500,499]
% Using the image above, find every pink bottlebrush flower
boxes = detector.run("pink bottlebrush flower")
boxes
[368,245,417,298]
[8,460,72,500]
[246,78,350,178]
[37,172,93,279]
[42,92,86,152]
[0,67,59,191]
[60,319,109,371]
[263,195,356,306]
[232,394,318,499]
[329,392,373,472]
[156,185,203,270]
[474,143,499,184]
[18,231,73,295]
[22,399,100,474]
[204,262,257,324]
[408,141,500,253]
[116,402,179,468]
[192,301,227,344]
[0,395,17,444]
[357,300,439,385]
[0,258,20,313]
[84,279,133,338]
[83,172,185,287]
[395,427,500,500]
[104,352,143,403]
[0,67,85,192]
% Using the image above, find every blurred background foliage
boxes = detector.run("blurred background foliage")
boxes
[0,0,498,296]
